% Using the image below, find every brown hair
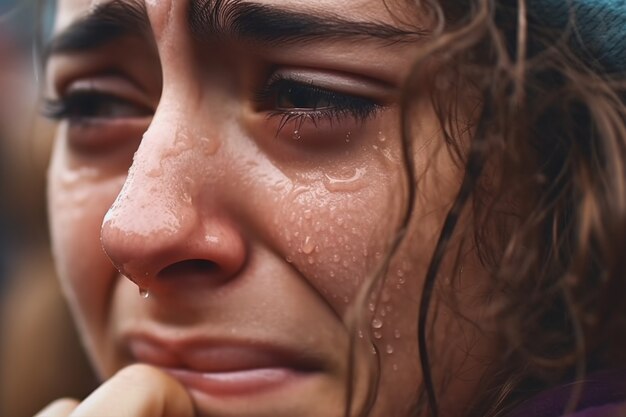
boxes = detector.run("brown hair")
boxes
[384,0,626,416]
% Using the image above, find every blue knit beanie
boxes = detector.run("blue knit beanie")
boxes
[530,0,626,73]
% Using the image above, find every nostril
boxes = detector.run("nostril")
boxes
[158,259,221,281]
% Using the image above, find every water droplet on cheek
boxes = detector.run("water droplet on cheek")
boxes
[323,168,368,193]
[372,318,383,329]
[386,344,394,354]
[139,287,150,299]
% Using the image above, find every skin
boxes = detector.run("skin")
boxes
[44,0,492,416]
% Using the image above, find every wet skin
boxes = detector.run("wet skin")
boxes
[45,0,491,416]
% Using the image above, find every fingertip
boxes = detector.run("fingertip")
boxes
[102,364,196,417]
[113,362,166,383]
[34,398,80,417]
[121,364,196,417]
[76,364,195,417]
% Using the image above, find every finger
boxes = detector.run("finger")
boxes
[34,398,80,417]
[70,364,195,417]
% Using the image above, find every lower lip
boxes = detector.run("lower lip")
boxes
[164,367,304,397]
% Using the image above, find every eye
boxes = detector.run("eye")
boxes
[275,82,335,110]
[42,91,153,122]
[255,76,382,135]
[41,90,152,155]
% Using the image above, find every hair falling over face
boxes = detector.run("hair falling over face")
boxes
[377,0,626,416]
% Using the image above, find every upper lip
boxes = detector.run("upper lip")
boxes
[126,332,323,374]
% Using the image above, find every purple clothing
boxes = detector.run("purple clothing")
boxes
[509,370,626,417]
[569,402,626,417]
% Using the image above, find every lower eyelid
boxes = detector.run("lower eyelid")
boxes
[64,118,149,154]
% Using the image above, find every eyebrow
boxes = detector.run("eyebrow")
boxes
[188,0,428,45]
[46,0,427,59]
[45,0,150,59]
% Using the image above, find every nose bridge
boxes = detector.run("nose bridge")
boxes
[102,110,198,268]
[100,97,237,288]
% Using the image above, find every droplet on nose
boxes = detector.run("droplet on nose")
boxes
[302,236,316,255]
[146,165,163,178]
[200,137,221,155]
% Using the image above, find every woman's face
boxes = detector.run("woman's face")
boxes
[47,0,487,416]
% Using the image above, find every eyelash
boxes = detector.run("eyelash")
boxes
[41,92,152,121]
[254,76,382,134]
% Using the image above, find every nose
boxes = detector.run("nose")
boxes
[100,114,247,292]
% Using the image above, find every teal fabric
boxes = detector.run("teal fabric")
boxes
[530,0,626,72]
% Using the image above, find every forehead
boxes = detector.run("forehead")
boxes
[55,0,411,31]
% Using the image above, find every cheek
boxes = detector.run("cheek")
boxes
[265,166,406,315]
[48,144,125,345]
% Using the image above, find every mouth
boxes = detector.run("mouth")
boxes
[163,367,302,396]
[128,335,323,397]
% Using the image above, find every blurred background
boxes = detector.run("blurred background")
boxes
[0,1,98,416]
